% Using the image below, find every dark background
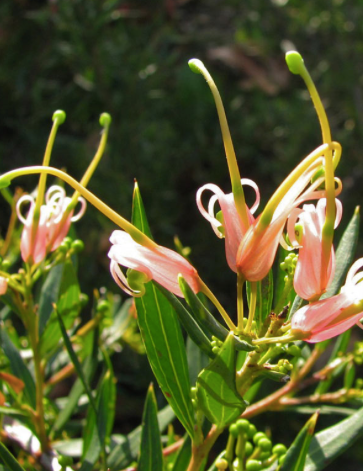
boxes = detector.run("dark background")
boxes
[1,0,363,468]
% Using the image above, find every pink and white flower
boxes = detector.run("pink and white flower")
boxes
[291,258,363,343]
[16,185,86,264]
[196,179,259,272]
[108,230,201,297]
[287,198,342,301]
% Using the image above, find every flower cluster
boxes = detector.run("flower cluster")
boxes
[1,51,362,346]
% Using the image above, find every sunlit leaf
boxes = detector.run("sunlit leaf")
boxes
[196,333,247,428]
[280,411,318,471]
[138,384,163,471]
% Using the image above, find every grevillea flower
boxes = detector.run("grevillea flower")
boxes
[291,259,363,343]
[287,198,342,301]
[236,143,342,282]
[108,230,202,297]
[16,185,86,264]
[196,179,259,272]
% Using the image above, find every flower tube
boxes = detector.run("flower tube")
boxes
[291,259,363,343]
[287,198,343,301]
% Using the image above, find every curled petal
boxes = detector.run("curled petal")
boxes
[70,197,87,222]
[16,195,35,225]
[241,178,260,215]
[197,181,257,272]
[110,260,145,297]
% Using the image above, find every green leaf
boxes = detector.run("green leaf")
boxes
[40,261,81,355]
[56,306,97,414]
[0,442,26,471]
[178,276,255,352]
[280,411,318,471]
[0,329,36,409]
[305,405,363,470]
[172,435,191,471]
[38,263,64,335]
[132,182,195,438]
[136,283,195,438]
[196,333,247,429]
[156,283,213,358]
[138,384,163,471]
[314,330,351,395]
[322,207,360,299]
[186,336,209,386]
[132,181,153,237]
[52,327,98,435]
[107,405,175,470]
[80,356,116,471]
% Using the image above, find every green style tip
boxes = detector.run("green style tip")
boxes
[285,51,305,75]
[52,110,66,124]
[99,112,112,128]
[0,176,11,189]
[188,58,204,74]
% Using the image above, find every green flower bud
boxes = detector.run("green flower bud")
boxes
[253,432,266,445]
[229,423,239,438]
[71,239,84,252]
[273,444,287,456]
[246,459,262,471]
[58,455,73,466]
[236,418,250,434]
[258,438,272,452]
[247,424,257,439]
[97,300,110,313]
[245,441,254,457]
[287,344,301,357]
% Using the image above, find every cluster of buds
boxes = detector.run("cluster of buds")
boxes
[214,418,288,471]
[0,51,362,348]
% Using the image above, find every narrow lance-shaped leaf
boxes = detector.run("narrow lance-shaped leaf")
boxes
[179,276,255,352]
[280,411,319,471]
[138,384,163,471]
[0,329,36,409]
[305,405,363,471]
[322,206,360,299]
[196,333,247,429]
[156,283,213,358]
[132,182,195,438]
[172,435,192,471]
[107,405,175,470]
[0,442,26,471]
[55,305,97,414]
[40,261,81,355]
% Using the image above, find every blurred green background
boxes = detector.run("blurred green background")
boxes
[1,0,363,467]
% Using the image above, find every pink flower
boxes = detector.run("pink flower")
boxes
[196,179,259,272]
[0,277,8,295]
[16,185,86,264]
[108,230,201,297]
[236,158,329,282]
[287,199,342,301]
[291,259,363,343]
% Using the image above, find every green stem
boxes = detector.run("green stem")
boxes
[245,281,257,334]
